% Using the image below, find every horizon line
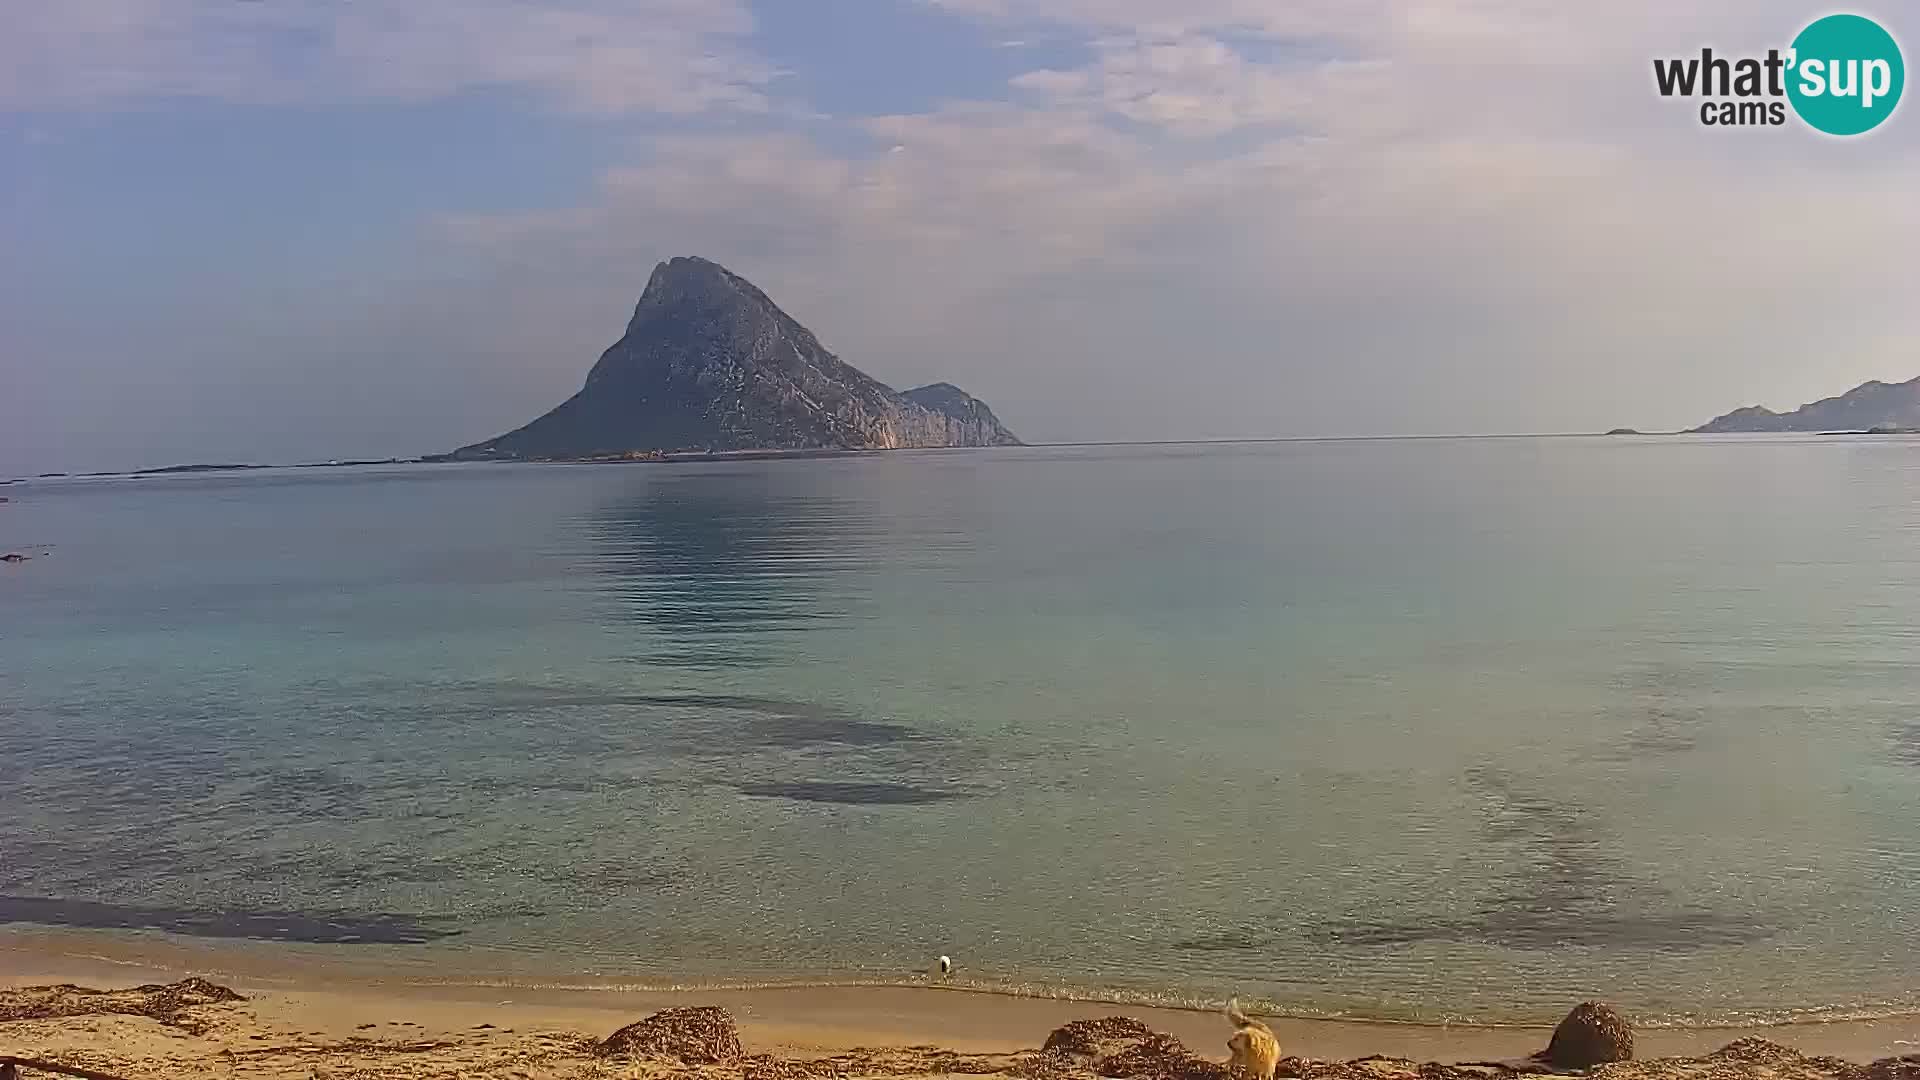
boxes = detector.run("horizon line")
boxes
[54,429,1911,482]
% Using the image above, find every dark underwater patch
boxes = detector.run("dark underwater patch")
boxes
[1310,766,1775,952]
[0,894,457,945]
[1170,930,1280,952]
[734,781,971,805]
[1319,907,1771,950]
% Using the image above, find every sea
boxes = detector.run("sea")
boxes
[3,436,1918,1026]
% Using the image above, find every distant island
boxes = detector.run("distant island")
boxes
[1690,375,1920,433]
[449,256,1020,461]
[129,459,406,476]
[6,460,415,483]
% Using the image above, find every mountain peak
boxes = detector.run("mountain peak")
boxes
[627,256,779,325]
[645,255,739,292]
[453,258,1020,459]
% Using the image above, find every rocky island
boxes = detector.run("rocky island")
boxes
[451,257,1020,461]
[1691,375,1920,433]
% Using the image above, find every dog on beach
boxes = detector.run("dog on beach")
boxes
[1225,999,1281,1080]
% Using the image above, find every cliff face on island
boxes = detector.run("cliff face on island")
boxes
[899,381,1021,448]
[453,257,1020,459]
[1691,376,1920,433]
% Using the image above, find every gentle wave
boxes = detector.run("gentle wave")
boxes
[368,968,1920,1031]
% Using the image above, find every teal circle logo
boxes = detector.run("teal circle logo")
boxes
[1787,14,1904,135]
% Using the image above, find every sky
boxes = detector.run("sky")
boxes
[2,1,1917,473]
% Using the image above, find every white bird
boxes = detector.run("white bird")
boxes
[937,955,952,976]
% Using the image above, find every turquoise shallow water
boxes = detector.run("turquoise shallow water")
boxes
[3,437,1919,1024]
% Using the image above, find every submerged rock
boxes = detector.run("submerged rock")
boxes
[598,1005,743,1063]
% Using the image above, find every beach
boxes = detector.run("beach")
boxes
[5,929,1920,1079]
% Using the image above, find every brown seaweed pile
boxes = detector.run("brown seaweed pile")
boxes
[1025,1015,1233,1080]
[0,978,244,1036]
[5,987,1920,1080]
[1540,1003,1635,1070]
[599,1006,744,1064]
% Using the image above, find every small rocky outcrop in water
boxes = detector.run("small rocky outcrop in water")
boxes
[1537,1002,1633,1069]
[599,1005,743,1063]
[1034,1017,1233,1080]
[452,256,1021,459]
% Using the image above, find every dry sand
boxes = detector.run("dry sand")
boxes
[4,929,1919,1080]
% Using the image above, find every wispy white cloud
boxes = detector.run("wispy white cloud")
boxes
[8,0,1920,465]
[0,0,775,111]
[1012,32,1333,136]
[925,0,1388,41]
[423,0,1920,440]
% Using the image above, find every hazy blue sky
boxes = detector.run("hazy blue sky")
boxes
[3,1,1917,472]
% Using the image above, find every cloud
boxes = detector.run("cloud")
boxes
[437,104,1180,296]
[1012,31,1337,136]
[926,0,1388,41]
[8,0,1919,468]
[0,0,775,111]
[420,0,1920,443]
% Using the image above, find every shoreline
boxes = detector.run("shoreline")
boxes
[5,929,1919,1065]
[7,925,1920,1032]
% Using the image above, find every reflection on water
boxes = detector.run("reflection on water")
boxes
[4,445,1920,1023]
[579,469,875,668]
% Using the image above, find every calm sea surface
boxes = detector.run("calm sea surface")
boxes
[3,438,1919,1024]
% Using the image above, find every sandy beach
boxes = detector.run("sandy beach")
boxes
[5,929,1919,1080]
